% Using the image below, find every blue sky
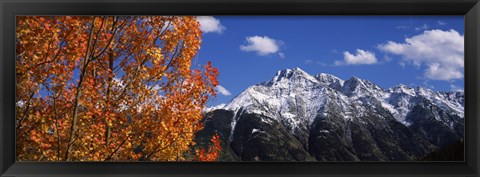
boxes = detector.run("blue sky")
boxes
[195,16,465,107]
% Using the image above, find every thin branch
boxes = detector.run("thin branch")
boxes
[16,91,36,130]
[65,16,96,161]
[45,84,62,161]
[91,17,128,61]
[105,51,114,146]
[104,132,133,161]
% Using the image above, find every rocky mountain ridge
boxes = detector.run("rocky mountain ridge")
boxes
[196,68,464,161]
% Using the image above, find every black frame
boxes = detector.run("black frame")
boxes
[1,0,479,176]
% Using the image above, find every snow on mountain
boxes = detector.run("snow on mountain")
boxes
[224,68,342,132]
[199,68,464,161]
[222,68,464,130]
[416,87,464,117]
[315,73,344,89]
[203,103,226,112]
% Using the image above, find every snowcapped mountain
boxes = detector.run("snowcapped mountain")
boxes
[197,68,464,161]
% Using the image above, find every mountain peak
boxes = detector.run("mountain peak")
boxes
[350,76,362,81]
[344,76,365,87]
[315,73,345,88]
[341,76,385,97]
[397,83,408,87]
[292,67,303,72]
[389,84,415,95]
[270,68,317,84]
[316,73,342,80]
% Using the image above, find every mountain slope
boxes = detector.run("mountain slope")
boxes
[197,68,464,161]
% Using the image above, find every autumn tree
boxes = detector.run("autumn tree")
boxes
[16,16,221,161]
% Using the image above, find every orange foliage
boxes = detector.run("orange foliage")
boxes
[195,133,221,161]
[16,16,220,161]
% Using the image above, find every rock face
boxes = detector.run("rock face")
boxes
[196,68,464,161]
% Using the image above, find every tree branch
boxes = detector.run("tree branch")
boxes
[65,16,96,161]
[104,132,132,161]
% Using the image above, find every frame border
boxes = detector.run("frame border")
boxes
[1,0,479,176]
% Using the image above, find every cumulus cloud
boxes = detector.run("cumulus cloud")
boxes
[378,29,464,81]
[335,49,378,65]
[197,16,226,34]
[240,36,282,56]
[215,85,231,96]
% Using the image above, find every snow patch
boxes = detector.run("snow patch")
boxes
[319,130,330,133]
[203,103,226,112]
[252,128,262,134]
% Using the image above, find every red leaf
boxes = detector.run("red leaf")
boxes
[44,23,51,31]
[106,33,113,39]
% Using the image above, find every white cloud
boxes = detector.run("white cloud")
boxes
[415,24,429,31]
[215,85,231,96]
[335,49,378,65]
[304,60,313,64]
[437,21,447,26]
[278,52,285,58]
[378,29,464,81]
[240,36,282,56]
[383,55,393,62]
[197,16,225,34]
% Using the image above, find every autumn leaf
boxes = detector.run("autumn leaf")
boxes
[44,23,51,31]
